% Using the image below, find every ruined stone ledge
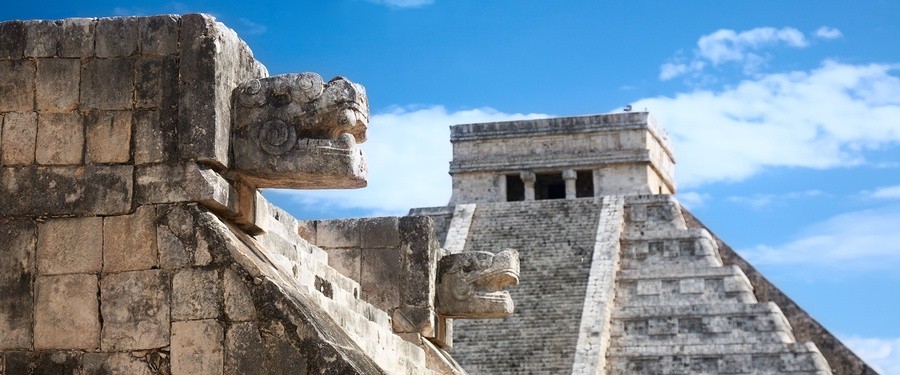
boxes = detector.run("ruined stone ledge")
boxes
[135,162,235,214]
[0,165,132,217]
[451,112,653,141]
[449,150,652,174]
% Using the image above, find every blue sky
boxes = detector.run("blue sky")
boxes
[6,1,900,372]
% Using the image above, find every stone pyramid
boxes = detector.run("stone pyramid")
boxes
[411,113,877,374]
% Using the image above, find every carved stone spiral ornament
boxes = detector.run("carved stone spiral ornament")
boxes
[259,120,296,155]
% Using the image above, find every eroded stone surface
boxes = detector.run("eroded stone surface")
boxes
[100,270,170,350]
[1,112,38,165]
[37,216,102,275]
[103,205,157,272]
[36,58,80,111]
[0,165,133,217]
[171,320,224,375]
[83,352,154,375]
[223,268,256,321]
[85,111,132,164]
[0,221,35,349]
[34,273,100,349]
[36,112,83,165]
[0,60,34,111]
[172,268,221,320]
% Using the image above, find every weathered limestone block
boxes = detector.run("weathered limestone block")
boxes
[361,248,400,312]
[136,162,234,212]
[0,165,133,217]
[37,216,102,275]
[4,351,82,374]
[134,108,178,164]
[361,217,400,248]
[0,221,35,349]
[297,220,316,243]
[231,73,369,189]
[136,57,178,108]
[172,268,222,320]
[1,111,37,165]
[34,273,100,349]
[178,14,265,167]
[85,111,132,164]
[317,219,359,248]
[59,18,94,57]
[81,58,134,110]
[398,216,439,309]
[82,352,154,375]
[0,60,35,111]
[326,248,361,283]
[36,58,80,111]
[225,322,266,375]
[36,112,83,165]
[224,268,256,321]
[95,17,140,57]
[100,269,171,350]
[436,249,520,318]
[103,205,157,272]
[24,20,60,57]
[171,319,224,375]
[0,20,26,58]
[139,15,178,56]
[157,204,197,269]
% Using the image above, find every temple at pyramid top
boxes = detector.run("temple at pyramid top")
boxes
[448,112,676,204]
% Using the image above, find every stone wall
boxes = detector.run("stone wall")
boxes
[0,14,452,375]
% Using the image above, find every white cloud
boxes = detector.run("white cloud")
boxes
[661,27,811,80]
[635,61,900,187]
[269,106,548,216]
[842,336,900,374]
[726,190,824,209]
[698,27,807,65]
[738,205,900,267]
[865,184,900,199]
[676,191,711,210]
[365,0,434,8]
[815,26,844,40]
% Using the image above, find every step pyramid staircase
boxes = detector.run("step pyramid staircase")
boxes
[606,195,833,374]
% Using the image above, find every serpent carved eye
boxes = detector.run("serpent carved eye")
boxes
[293,72,324,103]
[237,79,267,107]
[259,120,296,155]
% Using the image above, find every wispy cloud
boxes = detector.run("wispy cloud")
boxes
[661,27,811,80]
[815,26,844,40]
[842,336,900,374]
[364,0,435,8]
[861,184,900,200]
[269,106,549,215]
[727,190,824,209]
[237,18,267,35]
[738,205,900,267]
[677,191,711,210]
[636,61,900,187]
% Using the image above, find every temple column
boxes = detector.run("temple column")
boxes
[520,171,536,201]
[563,169,577,199]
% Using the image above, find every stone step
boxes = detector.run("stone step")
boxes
[619,228,723,269]
[610,303,795,345]
[615,265,756,307]
[607,342,831,374]
[623,195,688,232]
